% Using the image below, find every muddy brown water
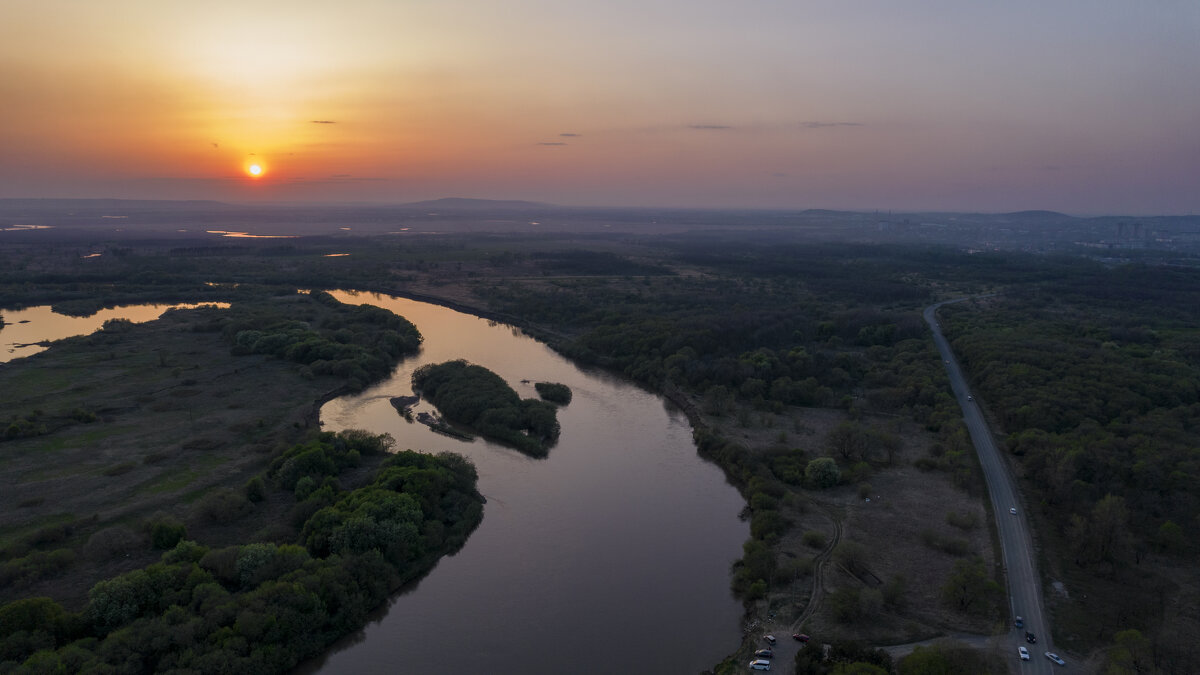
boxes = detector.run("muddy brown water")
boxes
[306,290,747,674]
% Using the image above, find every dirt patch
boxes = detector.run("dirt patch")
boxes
[705,402,998,645]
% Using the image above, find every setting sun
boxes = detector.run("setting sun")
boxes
[247,164,263,177]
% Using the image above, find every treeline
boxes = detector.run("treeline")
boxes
[221,291,421,390]
[0,431,484,673]
[412,360,560,457]
[480,275,932,413]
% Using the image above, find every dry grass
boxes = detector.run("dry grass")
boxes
[0,304,348,608]
[704,401,999,644]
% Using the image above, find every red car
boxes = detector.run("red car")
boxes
[792,633,810,643]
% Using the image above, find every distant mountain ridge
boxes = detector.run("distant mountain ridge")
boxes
[396,197,555,210]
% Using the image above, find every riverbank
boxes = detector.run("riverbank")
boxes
[0,290,420,609]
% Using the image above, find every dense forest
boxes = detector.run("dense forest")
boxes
[941,266,1200,670]
[225,290,422,390]
[412,360,561,457]
[0,432,483,673]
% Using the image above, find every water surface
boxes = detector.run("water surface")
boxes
[310,290,747,674]
[0,302,227,363]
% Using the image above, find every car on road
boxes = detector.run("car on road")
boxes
[754,649,773,658]
[1025,631,1037,644]
[763,635,776,645]
[1010,507,1018,515]
[792,633,810,642]
[749,658,771,670]
[1018,646,1030,660]
[1045,652,1065,666]
[1014,616,1023,628]
[967,395,974,401]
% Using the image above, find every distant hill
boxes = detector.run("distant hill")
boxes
[397,197,554,211]
[998,210,1074,220]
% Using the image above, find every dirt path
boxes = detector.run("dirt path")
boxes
[791,500,843,631]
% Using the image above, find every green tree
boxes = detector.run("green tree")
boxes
[805,457,841,488]
[1104,629,1157,675]
[940,558,1000,615]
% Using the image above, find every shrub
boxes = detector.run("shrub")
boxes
[146,515,187,550]
[946,510,979,530]
[0,550,76,588]
[193,489,252,524]
[805,457,840,488]
[831,587,862,623]
[534,382,572,405]
[802,530,826,548]
[83,526,142,560]
[857,482,872,500]
[244,476,266,503]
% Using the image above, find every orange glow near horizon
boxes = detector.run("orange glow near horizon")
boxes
[248,164,262,177]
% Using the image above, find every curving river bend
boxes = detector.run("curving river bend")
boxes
[305,291,747,674]
[0,292,748,673]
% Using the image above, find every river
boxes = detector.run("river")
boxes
[0,292,748,673]
[306,290,748,674]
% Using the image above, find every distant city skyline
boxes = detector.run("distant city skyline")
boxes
[2,0,1198,215]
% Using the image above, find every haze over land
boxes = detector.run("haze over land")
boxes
[2,1,1198,214]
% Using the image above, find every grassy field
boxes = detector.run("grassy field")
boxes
[0,292,388,608]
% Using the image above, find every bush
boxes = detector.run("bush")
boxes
[803,530,827,548]
[831,587,862,623]
[193,489,252,524]
[83,526,143,560]
[145,515,187,550]
[946,510,980,530]
[883,574,907,609]
[244,476,266,503]
[0,550,76,588]
[805,457,841,488]
[534,382,573,404]
[857,482,872,500]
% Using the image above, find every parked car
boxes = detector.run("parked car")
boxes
[754,649,773,658]
[792,633,810,642]
[1045,652,1065,666]
[749,658,772,670]
[1018,646,1030,660]
[763,635,776,645]
[1014,616,1023,628]
[1025,631,1037,644]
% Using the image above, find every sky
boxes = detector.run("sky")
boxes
[1,0,1198,214]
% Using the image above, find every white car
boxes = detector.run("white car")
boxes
[749,659,771,671]
[1010,507,1018,515]
[1045,652,1065,666]
[1018,646,1030,660]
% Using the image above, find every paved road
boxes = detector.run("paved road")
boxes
[925,300,1071,674]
